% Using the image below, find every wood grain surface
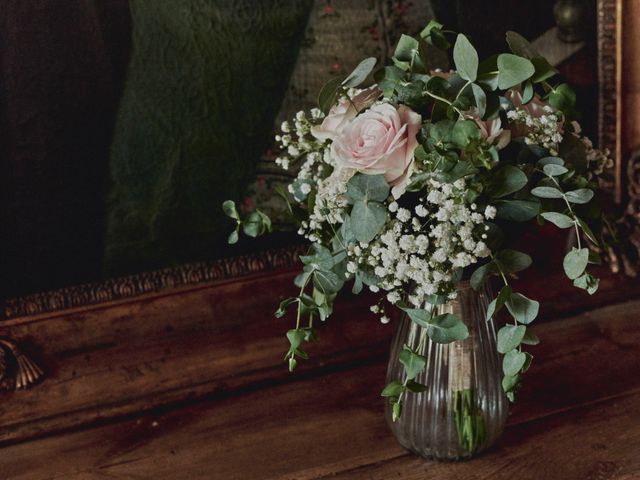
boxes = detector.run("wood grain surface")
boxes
[1,297,639,479]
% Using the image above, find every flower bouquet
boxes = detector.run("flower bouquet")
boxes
[223,23,611,459]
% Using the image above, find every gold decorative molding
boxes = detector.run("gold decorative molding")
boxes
[1,245,305,320]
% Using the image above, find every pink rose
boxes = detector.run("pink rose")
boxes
[310,86,382,141]
[505,88,548,118]
[466,109,511,150]
[331,103,422,199]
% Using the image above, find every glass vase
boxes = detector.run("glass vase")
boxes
[385,281,508,460]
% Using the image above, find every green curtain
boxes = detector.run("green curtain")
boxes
[105,0,312,276]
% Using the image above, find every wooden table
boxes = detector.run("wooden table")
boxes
[1,270,640,479]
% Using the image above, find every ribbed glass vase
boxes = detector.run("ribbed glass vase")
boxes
[385,281,508,460]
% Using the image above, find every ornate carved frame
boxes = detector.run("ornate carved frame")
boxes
[0,0,628,389]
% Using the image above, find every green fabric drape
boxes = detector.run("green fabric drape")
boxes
[105,0,312,276]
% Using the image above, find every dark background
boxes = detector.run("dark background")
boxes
[0,0,596,298]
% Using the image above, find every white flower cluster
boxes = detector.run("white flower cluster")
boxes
[507,106,563,155]
[297,168,351,242]
[275,109,324,171]
[346,178,493,314]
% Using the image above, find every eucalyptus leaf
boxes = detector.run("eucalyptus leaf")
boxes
[426,313,469,343]
[565,188,594,204]
[451,120,481,148]
[543,164,569,176]
[347,174,390,203]
[541,212,574,228]
[470,262,494,290]
[497,324,526,354]
[399,347,427,380]
[495,249,532,273]
[503,349,527,376]
[350,201,388,244]
[521,330,540,346]
[318,75,344,114]
[497,54,535,89]
[453,34,479,82]
[496,199,540,222]
[227,229,239,245]
[531,56,558,83]
[563,247,589,280]
[487,285,513,320]
[522,80,534,104]
[381,381,405,398]
[222,200,239,220]
[342,57,377,88]
[472,84,487,117]
[489,165,528,198]
[531,186,564,199]
[394,34,419,62]
[506,292,539,325]
[573,272,600,295]
[505,31,538,59]
[538,156,564,166]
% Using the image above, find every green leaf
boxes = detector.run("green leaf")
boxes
[487,285,513,320]
[521,330,540,346]
[565,189,594,204]
[318,76,344,114]
[506,292,539,324]
[543,164,569,176]
[497,54,535,89]
[394,34,419,62]
[313,269,344,294]
[300,244,334,271]
[347,174,390,203]
[453,34,479,82]
[451,120,481,148]
[531,186,564,199]
[471,84,487,118]
[399,347,427,380]
[222,200,239,220]
[522,352,534,372]
[547,83,576,111]
[496,199,540,222]
[577,218,599,244]
[522,80,534,104]
[563,247,590,280]
[381,381,405,398]
[227,229,239,245]
[495,249,532,273]
[505,31,538,59]
[342,57,376,88]
[503,349,527,376]
[497,324,526,353]
[374,66,405,97]
[350,201,388,244]
[489,165,528,198]
[470,262,494,290]
[541,212,574,228]
[502,373,521,395]
[275,297,298,318]
[426,313,469,343]
[392,401,402,422]
[531,56,558,83]
[286,329,306,352]
[573,272,600,295]
[405,379,429,393]
[538,156,564,167]
[243,211,270,237]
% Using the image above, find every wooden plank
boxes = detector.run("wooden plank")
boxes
[0,266,638,446]
[0,270,389,445]
[324,392,640,480]
[1,299,639,479]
